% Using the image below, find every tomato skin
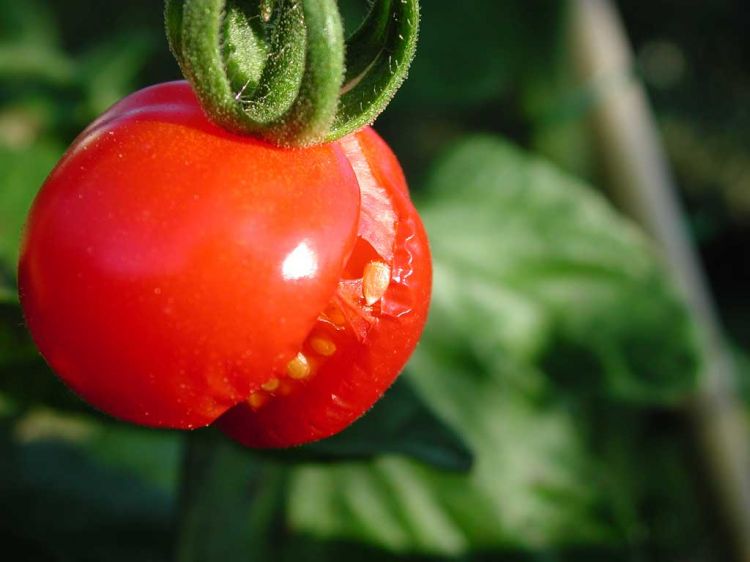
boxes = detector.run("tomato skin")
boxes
[18,81,431,444]
[218,127,432,448]
[18,81,361,428]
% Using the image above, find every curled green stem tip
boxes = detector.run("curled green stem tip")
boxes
[165,0,419,147]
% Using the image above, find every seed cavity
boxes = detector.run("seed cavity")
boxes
[310,337,336,357]
[287,352,312,380]
[278,380,294,396]
[245,273,375,411]
[363,261,391,305]
[323,304,346,327]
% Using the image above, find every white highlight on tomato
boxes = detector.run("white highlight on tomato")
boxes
[282,241,318,280]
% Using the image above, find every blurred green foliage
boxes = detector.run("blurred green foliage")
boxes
[288,136,699,555]
[0,1,748,561]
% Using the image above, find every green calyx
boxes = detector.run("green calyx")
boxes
[165,0,419,147]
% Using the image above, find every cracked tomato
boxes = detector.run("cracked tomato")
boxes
[18,81,431,447]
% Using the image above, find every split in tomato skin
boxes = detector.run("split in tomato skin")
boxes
[18,82,432,445]
[18,81,361,429]
[218,127,432,448]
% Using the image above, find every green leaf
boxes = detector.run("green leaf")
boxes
[0,284,15,306]
[85,424,182,494]
[0,141,63,282]
[0,0,59,47]
[288,368,617,555]
[286,136,701,556]
[0,0,73,85]
[0,419,176,561]
[420,136,699,403]
[0,43,75,85]
[263,376,473,472]
[77,32,155,117]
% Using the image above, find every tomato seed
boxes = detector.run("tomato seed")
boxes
[363,261,390,305]
[261,377,280,392]
[248,392,267,409]
[310,337,337,357]
[287,352,312,380]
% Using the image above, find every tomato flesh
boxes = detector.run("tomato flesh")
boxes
[18,82,431,445]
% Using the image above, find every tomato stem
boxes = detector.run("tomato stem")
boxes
[164,0,419,147]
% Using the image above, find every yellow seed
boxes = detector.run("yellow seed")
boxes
[310,337,337,357]
[261,377,280,392]
[287,352,311,380]
[363,261,391,305]
[248,392,267,409]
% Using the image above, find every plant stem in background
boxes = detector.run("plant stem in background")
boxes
[569,1,750,560]
[173,429,284,562]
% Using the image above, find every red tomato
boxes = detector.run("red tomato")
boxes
[18,81,431,446]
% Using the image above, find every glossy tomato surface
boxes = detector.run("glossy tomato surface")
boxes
[18,81,431,445]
